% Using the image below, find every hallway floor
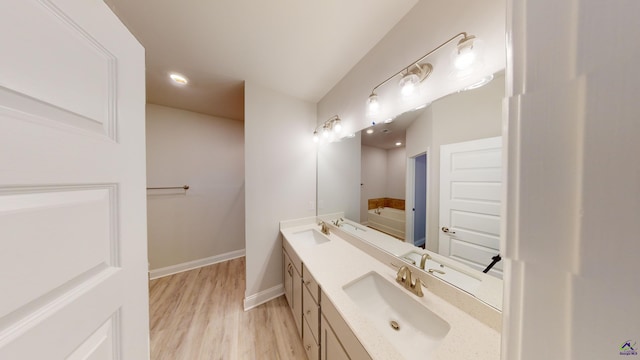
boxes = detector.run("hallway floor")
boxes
[149,257,307,359]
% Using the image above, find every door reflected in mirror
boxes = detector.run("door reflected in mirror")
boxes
[317,72,505,310]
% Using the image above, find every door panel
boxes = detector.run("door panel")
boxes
[439,137,502,278]
[0,0,148,358]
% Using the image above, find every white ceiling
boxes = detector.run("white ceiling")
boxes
[105,0,418,121]
[361,108,425,149]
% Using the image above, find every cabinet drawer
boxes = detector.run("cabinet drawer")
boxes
[302,263,320,303]
[303,315,320,360]
[303,282,320,343]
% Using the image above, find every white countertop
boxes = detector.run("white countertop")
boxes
[281,221,501,360]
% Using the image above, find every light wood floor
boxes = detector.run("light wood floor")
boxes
[149,257,307,359]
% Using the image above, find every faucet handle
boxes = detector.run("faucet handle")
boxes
[411,277,424,297]
[396,265,409,282]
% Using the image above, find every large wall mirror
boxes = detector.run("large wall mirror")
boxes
[317,72,505,310]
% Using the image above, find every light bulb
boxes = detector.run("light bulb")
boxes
[367,93,380,115]
[399,72,420,97]
[333,119,342,133]
[451,36,484,78]
[313,130,319,143]
[322,127,329,138]
[454,47,476,70]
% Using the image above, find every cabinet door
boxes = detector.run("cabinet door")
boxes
[321,315,349,360]
[283,250,293,309]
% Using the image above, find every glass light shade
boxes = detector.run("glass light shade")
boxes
[451,37,484,78]
[313,131,319,143]
[333,119,342,133]
[399,72,420,97]
[322,126,330,138]
[454,47,476,70]
[367,93,380,115]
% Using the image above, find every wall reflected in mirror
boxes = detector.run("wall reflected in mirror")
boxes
[317,72,505,310]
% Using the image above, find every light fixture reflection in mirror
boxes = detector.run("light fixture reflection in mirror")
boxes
[312,115,343,143]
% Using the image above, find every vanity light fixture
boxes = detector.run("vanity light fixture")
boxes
[313,115,342,143]
[169,72,188,85]
[366,32,481,116]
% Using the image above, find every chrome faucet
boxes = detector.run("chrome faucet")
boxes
[396,266,424,297]
[419,253,432,270]
[332,217,344,226]
[318,221,330,235]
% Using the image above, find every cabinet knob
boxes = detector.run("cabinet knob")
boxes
[306,345,311,351]
[306,310,311,315]
[304,280,311,285]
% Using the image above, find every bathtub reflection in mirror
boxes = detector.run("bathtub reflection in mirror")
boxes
[316,72,505,310]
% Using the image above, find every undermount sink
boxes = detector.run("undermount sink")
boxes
[290,229,330,246]
[343,271,450,358]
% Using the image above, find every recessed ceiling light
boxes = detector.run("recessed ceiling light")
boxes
[366,129,374,134]
[384,118,394,124]
[169,73,188,85]
[395,141,402,146]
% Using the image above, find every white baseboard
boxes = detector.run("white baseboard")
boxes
[149,249,245,280]
[243,284,284,311]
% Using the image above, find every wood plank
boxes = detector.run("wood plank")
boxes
[149,257,307,359]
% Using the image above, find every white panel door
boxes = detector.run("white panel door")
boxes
[0,0,148,359]
[439,137,502,278]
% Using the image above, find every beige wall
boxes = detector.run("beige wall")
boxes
[145,104,245,271]
[244,82,317,308]
[386,146,406,199]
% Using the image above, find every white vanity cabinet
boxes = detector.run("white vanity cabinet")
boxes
[282,230,372,360]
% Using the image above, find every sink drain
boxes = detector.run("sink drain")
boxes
[390,320,400,331]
